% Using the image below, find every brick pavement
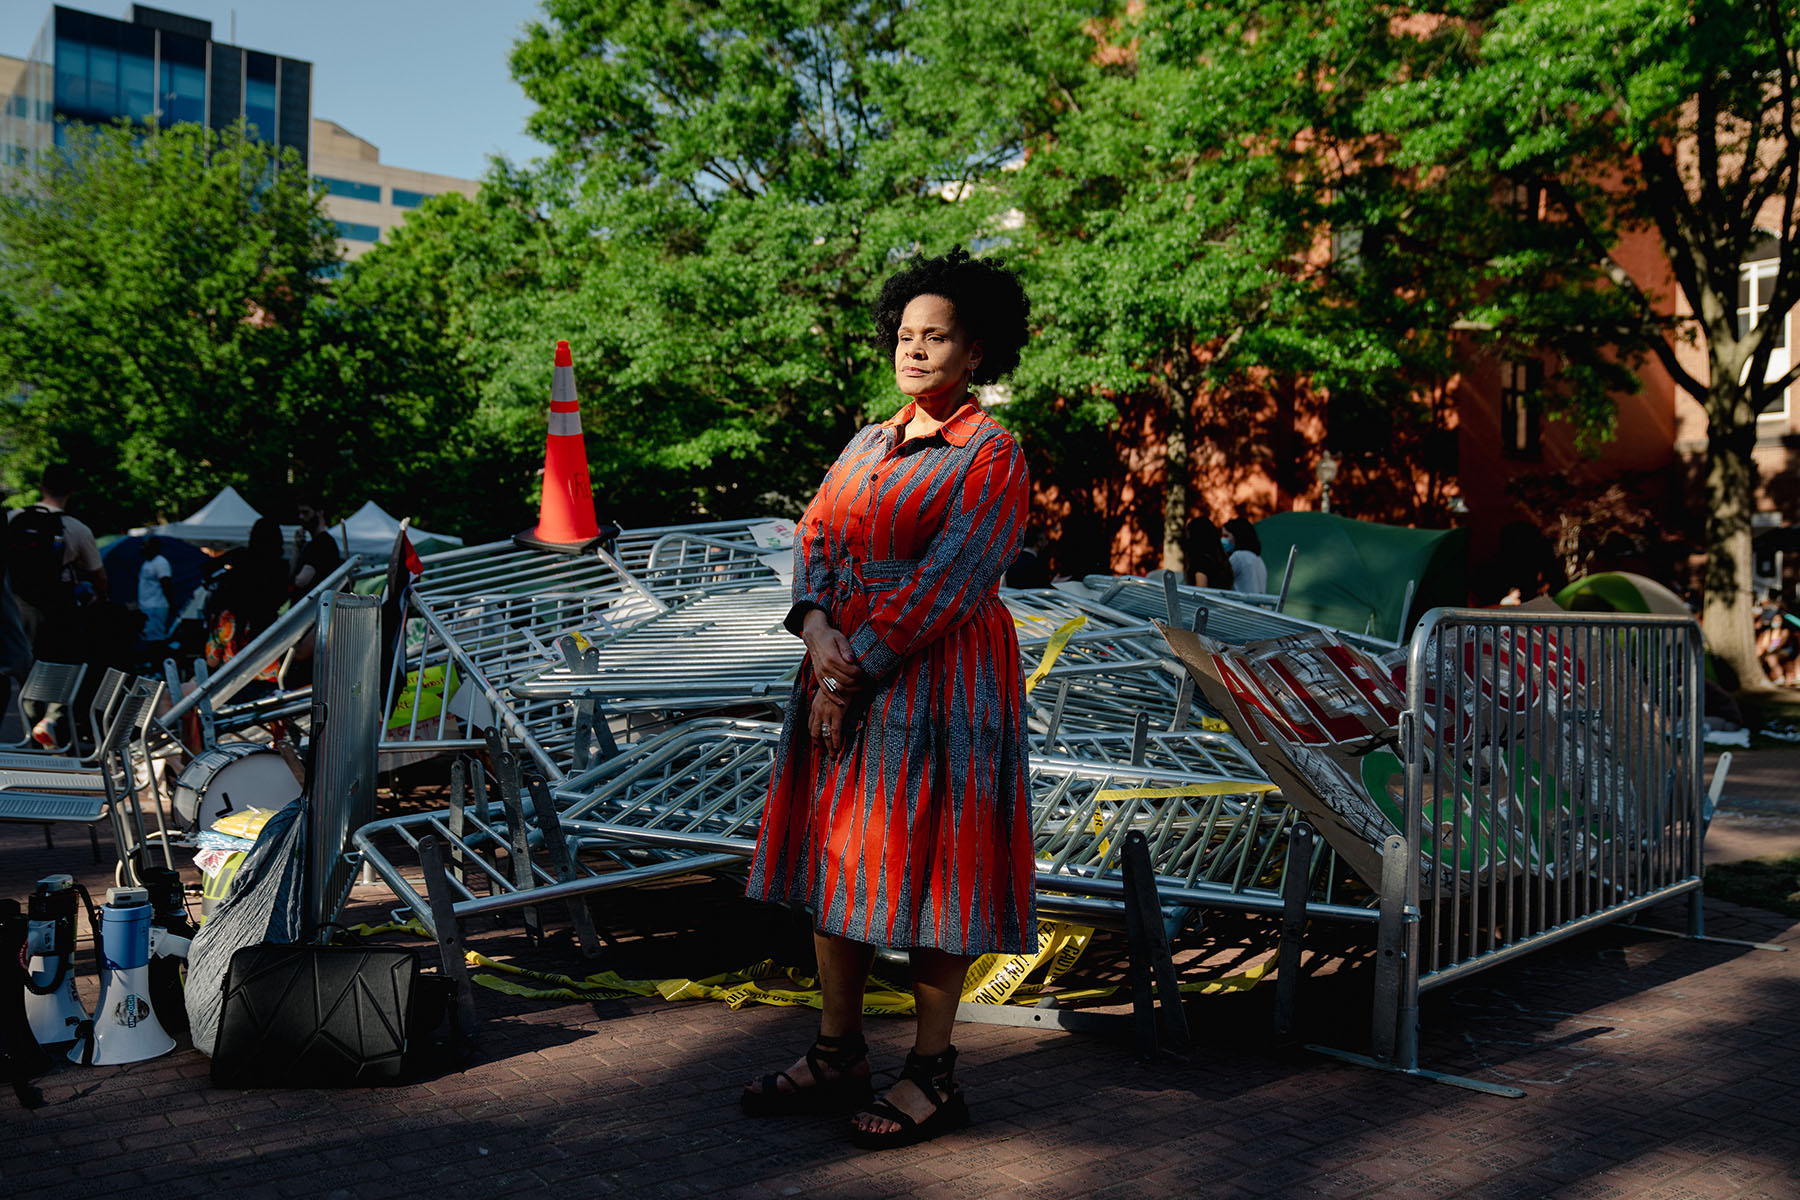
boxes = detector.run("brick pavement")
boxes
[4,813,1799,1200]
[1705,746,1800,864]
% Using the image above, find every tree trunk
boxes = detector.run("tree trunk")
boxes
[1700,383,1770,692]
[1159,374,1190,579]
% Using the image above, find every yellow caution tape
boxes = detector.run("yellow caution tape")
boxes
[1025,959,1269,1004]
[1093,782,1280,803]
[961,921,1093,1005]
[460,921,1098,1013]
[337,918,432,940]
[1024,615,1088,695]
[337,915,1263,1010]
[464,947,1268,1009]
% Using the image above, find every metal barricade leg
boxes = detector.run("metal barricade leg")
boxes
[419,835,480,1041]
[1370,833,1413,1066]
[525,775,602,957]
[1274,822,1315,1038]
[1122,829,1191,1061]
[447,757,468,888]
[494,748,542,944]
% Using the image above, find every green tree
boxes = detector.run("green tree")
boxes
[1366,0,1800,684]
[0,121,339,528]
[434,0,1110,527]
[1010,0,1797,681]
[1005,3,1500,575]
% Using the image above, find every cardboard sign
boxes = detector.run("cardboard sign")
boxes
[746,519,797,550]
[1159,623,1403,887]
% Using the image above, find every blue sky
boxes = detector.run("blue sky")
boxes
[1,0,550,181]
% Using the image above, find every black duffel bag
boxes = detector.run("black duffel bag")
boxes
[212,942,452,1087]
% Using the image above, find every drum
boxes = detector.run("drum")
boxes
[172,743,303,833]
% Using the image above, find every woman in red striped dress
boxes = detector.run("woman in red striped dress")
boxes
[742,248,1035,1149]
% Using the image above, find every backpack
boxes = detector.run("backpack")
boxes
[5,506,72,610]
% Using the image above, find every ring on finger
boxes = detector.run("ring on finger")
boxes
[822,676,840,694]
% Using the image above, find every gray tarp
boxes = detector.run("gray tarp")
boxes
[184,800,307,1057]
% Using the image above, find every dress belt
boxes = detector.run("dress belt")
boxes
[847,558,920,593]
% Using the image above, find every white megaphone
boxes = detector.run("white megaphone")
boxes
[71,887,176,1065]
[24,874,89,1047]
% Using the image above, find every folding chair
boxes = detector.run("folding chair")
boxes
[0,678,165,867]
[5,660,88,754]
[0,666,128,769]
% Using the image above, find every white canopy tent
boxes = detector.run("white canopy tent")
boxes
[327,500,463,559]
[153,489,462,558]
[151,485,265,547]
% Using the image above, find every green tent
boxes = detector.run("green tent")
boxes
[1252,513,1468,643]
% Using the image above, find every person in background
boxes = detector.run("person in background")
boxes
[291,497,342,598]
[1005,526,1052,588]
[1183,514,1235,589]
[207,517,291,659]
[6,465,106,746]
[1223,516,1268,595]
[1758,590,1798,686]
[135,536,176,645]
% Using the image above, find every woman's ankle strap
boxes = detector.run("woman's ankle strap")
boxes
[902,1044,957,1083]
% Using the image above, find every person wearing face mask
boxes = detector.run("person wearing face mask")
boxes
[1223,516,1268,594]
[742,247,1035,1151]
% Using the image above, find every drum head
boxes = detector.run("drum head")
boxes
[174,746,303,832]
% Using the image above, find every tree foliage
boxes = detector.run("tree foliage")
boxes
[417,0,1111,527]
[0,120,485,536]
[6,0,1793,677]
[0,122,336,527]
[1005,0,1797,666]
[1363,0,1800,680]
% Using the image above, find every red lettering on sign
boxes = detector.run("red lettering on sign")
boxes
[1267,658,1367,743]
[1322,643,1403,727]
[1213,653,1309,744]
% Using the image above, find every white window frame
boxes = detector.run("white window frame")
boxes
[1739,254,1791,427]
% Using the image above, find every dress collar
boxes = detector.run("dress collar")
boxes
[880,400,987,447]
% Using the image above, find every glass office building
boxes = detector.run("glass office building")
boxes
[2,4,310,170]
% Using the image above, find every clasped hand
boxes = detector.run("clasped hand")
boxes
[802,609,867,757]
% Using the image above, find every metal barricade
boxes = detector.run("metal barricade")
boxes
[1371,608,1705,1070]
[157,556,363,737]
[383,540,670,782]
[1002,587,1219,740]
[308,591,382,932]
[1080,574,1399,652]
[508,587,799,713]
[612,517,787,584]
[638,533,786,598]
[354,718,1370,941]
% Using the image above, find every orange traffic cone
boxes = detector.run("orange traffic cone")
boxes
[515,340,616,554]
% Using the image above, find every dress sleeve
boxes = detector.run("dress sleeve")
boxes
[845,430,1028,681]
[782,427,870,637]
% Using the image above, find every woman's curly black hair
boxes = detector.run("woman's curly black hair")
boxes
[872,245,1031,386]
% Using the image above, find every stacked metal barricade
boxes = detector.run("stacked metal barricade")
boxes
[339,524,1706,1084]
[351,524,1710,1084]
[356,525,1361,963]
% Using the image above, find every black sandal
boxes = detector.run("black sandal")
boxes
[741,1031,873,1116]
[849,1045,969,1150]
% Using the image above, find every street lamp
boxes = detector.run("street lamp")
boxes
[1315,450,1339,514]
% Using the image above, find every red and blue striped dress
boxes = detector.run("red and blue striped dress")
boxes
[747,401,1037,955]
